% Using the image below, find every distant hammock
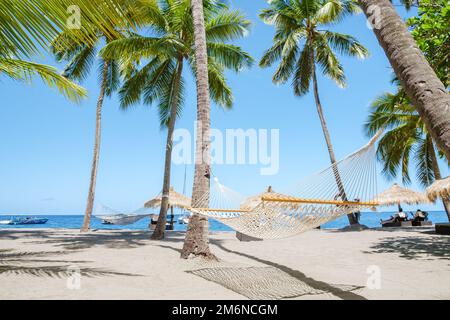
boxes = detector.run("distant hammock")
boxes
[187,131,383,239]
[94,204,153,225]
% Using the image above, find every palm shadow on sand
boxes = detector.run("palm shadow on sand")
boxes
[0,230,169,280]
[156,235,367,300]
[0,249,142,278]
[0,229,151,250]
[363,231,450,261]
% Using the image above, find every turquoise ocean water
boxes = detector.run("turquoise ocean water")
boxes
[0,211,448,231]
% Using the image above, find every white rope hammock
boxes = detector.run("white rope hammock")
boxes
[187,131,382,239]
[94,204,153,225]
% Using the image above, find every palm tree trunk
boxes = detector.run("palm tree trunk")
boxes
[151,57,184,240]
[181,0,216,260]
[359,0,450,160]
[428,136,450,222]
[81,60,108,232]
[310,53,358,225]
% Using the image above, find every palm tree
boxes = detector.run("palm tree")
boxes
[359,0,450,160]
[180,0,216,259]
[101,0,253,241]
[366,90,450,222]
[259,0,369,225]
[52,31,122,232]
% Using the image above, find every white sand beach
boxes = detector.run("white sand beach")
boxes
[0,228,449,300]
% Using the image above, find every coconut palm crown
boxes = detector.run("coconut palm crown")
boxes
[101,0,253,118]
[365,86,449,188]
[259,0,369,95]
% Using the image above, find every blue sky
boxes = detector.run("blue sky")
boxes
[0,1,447,214]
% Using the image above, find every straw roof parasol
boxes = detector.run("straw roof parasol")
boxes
[426,176,450,202]
[144,187,191,209]
[240,186,294,210]
[374,183,430,206]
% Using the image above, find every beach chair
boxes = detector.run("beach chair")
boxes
[381,215,412,228]
[411,211,432,227]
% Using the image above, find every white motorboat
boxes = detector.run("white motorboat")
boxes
[178,213,191,225]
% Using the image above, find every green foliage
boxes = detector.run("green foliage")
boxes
[259,0,369,96]
[51,22,125,98]
[100,0,253,127]
[0,0,137,59]
[407,0,450,86]
[365,89,448,187]
[0,57,86,102]
[0,0,138,102]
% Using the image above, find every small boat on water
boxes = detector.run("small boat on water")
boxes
[9,217,48,225]
[178,216,190,224]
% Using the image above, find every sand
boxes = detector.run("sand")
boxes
[0,227,449,300]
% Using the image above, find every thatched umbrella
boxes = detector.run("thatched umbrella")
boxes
[426,176,450,202]
[144,187,191,227]
[374,183,430,211]
[144,186,191,209]
[241,186,293,210]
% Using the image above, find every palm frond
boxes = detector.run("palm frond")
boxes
[259,40,285,68]
[207,58,233,108]
[100,36,184,62]
[0,0,138,59]
[134,0,168,33]
[292,42,313,96]
[365,92,419,135]
[0,57,86,102]
[158,68,185,127]
[119,57,171,108]
[314,37,346,88]
[315,0,361,25]
[323,31,369,59]
[259,0,298,27]
[207,42,254,72]
[377,124,418,184]
[272,29,303,84]
[415,135,436,187]
[61,45,97,82]
[206,10,251,42]
[99,59,121,97]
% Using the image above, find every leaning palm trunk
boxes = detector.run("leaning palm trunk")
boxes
[360,0,450,159]
[428,137,450,222]
[310,56,358,225]
[81,61,109,232]
[152,58,184,240]
[181,0,216,260]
